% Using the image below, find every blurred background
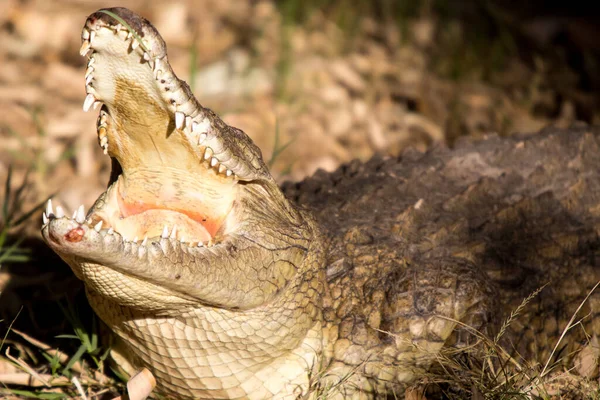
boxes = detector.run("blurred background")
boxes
[0,0,599,397]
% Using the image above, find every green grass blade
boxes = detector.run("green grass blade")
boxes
[90,317,98,350]
[2,164,12,225]
[55,334,80,340]
[2,389,66,399]
[0,229,7,253]
[0,238,28,264]
[189,36,198,93]
[62,343,87,376]
[268,119,295,168]
[13,195,51,227]
[97,9,150,52]
[0,307,22,352]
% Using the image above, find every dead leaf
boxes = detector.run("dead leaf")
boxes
[405,386,427,400]
[126,368,156,400]
[575,335,600,378]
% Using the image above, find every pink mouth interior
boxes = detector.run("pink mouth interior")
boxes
[90,168,237,242]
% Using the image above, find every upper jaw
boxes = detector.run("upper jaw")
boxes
[81,7,272,183]
[70,7,277,248]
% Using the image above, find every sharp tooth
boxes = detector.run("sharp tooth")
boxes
[88,57,95,66]
[198,133,207,144]
[131,39,139,50]
[192,118,210,133]
[204,147,213,160]
[72,210,77,219]
[169,225,177,239]
[93,101,101,110]
[86,73,94,85]
[210,157,218,167]
[153,58,161,72]
[56,206,65,218]
[85,66,94,78]
[86,84,95,94]
[197,242,204,247]
[79,40,91,56]
[161,225,169,238]
[94,221,103,232]
[42,212,48,225]
[82,28,90,40]
[103,146,108,155]
[114,23,122,32]
[75,205,86,223]
[126,31,132,40]
[226,169,233,177]
[143,52,151,61]
[100,136,108,146]
[83,94,95,112]
[180,237,185,243]
[175,112,185,130]
[89,30,96,44]
[108,227,114,235]
[141,236,148,246]
[46,199,54,217]
[218,165,227,174]
[133,236,138,243]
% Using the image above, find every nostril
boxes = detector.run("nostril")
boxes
[65,227,85,243]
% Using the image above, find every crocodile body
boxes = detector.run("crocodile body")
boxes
[41,8,600,399]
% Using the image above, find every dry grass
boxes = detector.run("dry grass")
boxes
[419,284,600,400]
[298,283,600,399]
[0,296,123,398]
[0,172,120,397]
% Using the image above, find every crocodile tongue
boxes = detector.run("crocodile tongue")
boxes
[85,148,238,242]
[114,167,235,240]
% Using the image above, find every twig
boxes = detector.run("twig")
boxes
[72,376,88,400]
[0,372,69,386]
[4,346,49,387]
[10,327,84,374]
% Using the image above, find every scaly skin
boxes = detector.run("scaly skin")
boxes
[42,7,600,399]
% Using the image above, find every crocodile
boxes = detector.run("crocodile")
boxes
[41,7,600,399]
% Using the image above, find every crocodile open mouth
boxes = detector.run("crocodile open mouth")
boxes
[42,8,271,247]
[87,157,238,245]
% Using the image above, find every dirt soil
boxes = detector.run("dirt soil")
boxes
[0,0,599,398]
